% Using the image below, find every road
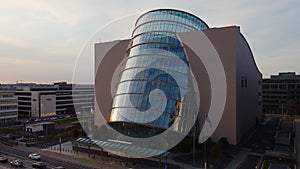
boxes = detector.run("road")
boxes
[236,155,261,169]
[295,119,300,169]
[0,144,122,169]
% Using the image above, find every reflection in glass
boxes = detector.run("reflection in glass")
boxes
[109,9,208,137]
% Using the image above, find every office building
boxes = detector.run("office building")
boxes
[95,9,262,144]
[13,82,94,119]
[0,90,18,125]
[55,82,94,115]
[262,72,300,115]
[14,86,57,118]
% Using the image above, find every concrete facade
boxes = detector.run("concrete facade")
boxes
[15,89,57,118]
[14,83,94,119]
[178,26,262,144]
[0,90,18,125]
[31,91,56,118]
[94,26,261,145]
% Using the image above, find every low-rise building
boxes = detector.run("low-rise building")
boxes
[15,86,57,118]
[13,82,94,119]
[262,72,300,115]
[25,122,55,133]
[0,90,18,125]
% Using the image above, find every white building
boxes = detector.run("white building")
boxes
[0,91,18,125]
[15,87,57,118]
[25,121,55,133]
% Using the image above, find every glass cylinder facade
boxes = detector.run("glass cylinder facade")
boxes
[109,9,208,136]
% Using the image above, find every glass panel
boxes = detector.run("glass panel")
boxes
[111,9,205,130]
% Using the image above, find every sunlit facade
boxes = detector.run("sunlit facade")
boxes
[95,9,262,144]
[109,9,208,136]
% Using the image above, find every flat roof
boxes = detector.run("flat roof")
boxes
[75,137,169,158]
[26,122,55,127]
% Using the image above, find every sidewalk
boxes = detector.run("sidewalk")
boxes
[39,142,158,169]
[25,145,124,169]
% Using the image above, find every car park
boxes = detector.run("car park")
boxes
[29,153,41,160]
[32,162,46,169]
[10,159,23,167]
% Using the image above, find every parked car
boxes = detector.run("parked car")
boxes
[52,166,65,169]
[29,153,41,160]
[32,162,46,169]
[10,159,23,167]
[25,119,33,124]
[64,115,71,118]
[43,117,50,121]
[0,156,8,163]
[34,118,42,122]
[50,117,57,120]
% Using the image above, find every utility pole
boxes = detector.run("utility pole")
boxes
[193,125,196,165]
[204,140,207,169]
[59,137,62,153]
[204,113,208,169]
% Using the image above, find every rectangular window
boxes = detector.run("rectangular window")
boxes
[241,76,248,87]
[241,76,244,87]
[263,84,270,89]
[271,84,278,89]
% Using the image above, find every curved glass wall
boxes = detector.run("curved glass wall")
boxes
[109,9,208,137]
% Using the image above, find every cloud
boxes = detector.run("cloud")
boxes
[0,56,73,83]
[0,0,299,83]
[0,35,34,48]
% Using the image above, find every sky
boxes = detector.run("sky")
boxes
[0,0,299,84]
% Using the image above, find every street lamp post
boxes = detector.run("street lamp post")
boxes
[193,125,196,166]
[59,137,62,153]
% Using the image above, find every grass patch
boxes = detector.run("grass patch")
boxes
[0,127,22,134]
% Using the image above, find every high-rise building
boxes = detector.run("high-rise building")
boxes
[0,91,18,125]
[95,9,262,144]
[262,72,300,115]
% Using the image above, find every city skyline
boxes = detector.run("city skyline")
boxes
[0,0,299,83]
